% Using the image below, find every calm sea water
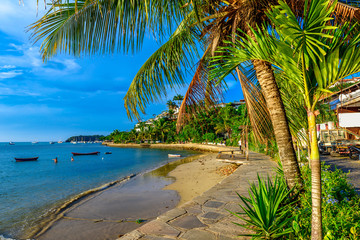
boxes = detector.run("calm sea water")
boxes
[0,142,193,239]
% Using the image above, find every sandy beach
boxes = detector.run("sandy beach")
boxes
[35,144,237,240]
[164,153,232,206]
[105,142,232,153]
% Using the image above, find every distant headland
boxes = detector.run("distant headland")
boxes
[65,135,104,142]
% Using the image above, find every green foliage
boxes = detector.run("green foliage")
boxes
[66,135,104,142]
[290,164,360,239]
[202,132,216,142]
[106,103,254,146]
[231,175,294,239]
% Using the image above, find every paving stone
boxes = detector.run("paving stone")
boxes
[216,234,239,240]
[202,206,228,215]
[118,230,144,240]
[204,201,225,209]
[157,208,186,222]
[192,195,212,205]
[181,229,216,240]
[199,212,226,224]
[182,203,203,215]
[140,235,175,240]
[223,202,242,213]
[207,218,247,236]
[138,220,181,238]
[170,215,207,229]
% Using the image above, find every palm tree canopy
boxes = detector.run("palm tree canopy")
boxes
[30,0,360,137]
[212,0,360,116]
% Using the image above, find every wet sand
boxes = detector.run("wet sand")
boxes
[164,153,230,206]
[37,173,180,240]
[35,149,233,240]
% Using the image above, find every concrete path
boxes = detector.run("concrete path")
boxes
[118,152,276,240]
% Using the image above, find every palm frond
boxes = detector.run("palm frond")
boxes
[124,14,200,120]
[236,64,274,143]
[175,57,225,132]
[29,0,189,60]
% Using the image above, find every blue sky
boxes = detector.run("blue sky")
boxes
[0,0,243,142]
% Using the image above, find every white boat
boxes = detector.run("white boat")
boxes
[168,154,181,158]
[58,141,63,144]
[32,141,38,144]
[9,142,15,145]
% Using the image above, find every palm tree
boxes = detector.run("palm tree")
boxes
[168,109,176,119]
[152,118,170,143]
[166,100,177,110]
[173,94,184,108]
[215,105,235,141]
[30,0,360,190]
[212,0,360,238]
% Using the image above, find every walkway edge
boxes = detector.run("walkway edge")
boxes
[118,151,276,240]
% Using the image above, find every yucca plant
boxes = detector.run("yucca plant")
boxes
[230,175,294,239]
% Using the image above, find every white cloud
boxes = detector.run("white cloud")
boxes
[0,65,16,69]
[0,70,23,79]
[0,43,81,79]
[0,0,44,40]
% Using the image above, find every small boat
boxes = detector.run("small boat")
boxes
[72,151,100,156]
[58,141,63,144]
[9,142,15,145]
[49,142,55,144]
[32,141,38,144]
[105,152,112,154]
[15,157,39,162]
[168,154,181,158]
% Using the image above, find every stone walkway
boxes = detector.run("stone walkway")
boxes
[118,152,276,240]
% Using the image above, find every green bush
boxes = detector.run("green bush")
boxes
[202,132,216,142]
[231,175,295,239]
[291,164,360,239]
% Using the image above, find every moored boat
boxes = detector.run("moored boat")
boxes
[15,157,39,162]
[49,142,55,144]
[72,151,100,156]
[168,154,181,158]
[9,142,15,145]
[105,152,112,154]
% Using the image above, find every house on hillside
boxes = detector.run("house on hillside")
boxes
[216,100,245,109]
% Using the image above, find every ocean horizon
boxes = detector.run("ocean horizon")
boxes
[0,142,195,239]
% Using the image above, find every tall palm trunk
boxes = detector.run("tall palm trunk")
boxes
[252,59,302,189]
[308,111,322,239]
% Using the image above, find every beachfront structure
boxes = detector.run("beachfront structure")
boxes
[216,100,245,109]
[322,81,360,139]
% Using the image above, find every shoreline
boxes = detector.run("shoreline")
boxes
[105,142,233,153]
[26,175,137,239]
[29,152,204,240]
[163,153,232,206]
[27,144,236,240]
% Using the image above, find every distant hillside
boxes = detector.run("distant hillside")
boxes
[65,135,104,142]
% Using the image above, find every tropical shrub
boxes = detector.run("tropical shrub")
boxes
[231,175,295,239]
[291,164,360,239]
[202,132,216,143]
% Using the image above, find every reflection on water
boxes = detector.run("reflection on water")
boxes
[0,142,196,239]
[149,155,200,178]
